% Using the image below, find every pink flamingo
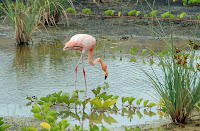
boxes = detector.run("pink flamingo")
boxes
[63,34,108,91]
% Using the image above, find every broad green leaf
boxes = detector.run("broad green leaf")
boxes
[66,7,76,13]
[161,107,167,113]
[1,124,9,130]
[103,114,117,124]
[26,96,32,101]
[33,113,43,121]
[45,102,52,107]
[37,101,44,105]
[143,60,146,65]
[21,126,27,131]
[128,10,136,16]
[129,50,135,55]
[95,99,103,108]
[90,113,102,124]
[40,122,51,129]
[136,11,140,17]
[180,12,186,19]
[82,98,91,106]
[143,100,149,107]
[150,10,157,18]
[90,97,99,107]
[0,121,4,125]
[143,109,149,115]
[27,126,39,131]
[142,49,147,55]
[71,92,78,98]
[148,102,157,107]
[79,90,85,92]
[169,14,175,18]
[122,97,126,103]
[105,10,112,15]
[128,97,135,105]
[50,97,57,103]
[40,97,49,102]
[31,108,40,113]
[32,104,40,110]
[149,111,156,117]
[47,110,56,116]
[149,50,154,56]
[0,117,3,121]
[136,98,143,105]
[113,95,119,100]
[136,110,143,118]
[58,120,70,129]
[144,14,148,17]
[103,99,117,107]
[150,58,154,66]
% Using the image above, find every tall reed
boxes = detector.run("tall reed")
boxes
[0,0,42,45]
[37,0,71,26]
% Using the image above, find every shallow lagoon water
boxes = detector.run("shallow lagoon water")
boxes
[0,37,189,129]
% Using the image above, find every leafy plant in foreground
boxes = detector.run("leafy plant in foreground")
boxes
[0,117,9,131]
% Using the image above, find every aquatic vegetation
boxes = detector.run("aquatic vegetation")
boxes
[25,84,160,130]
[128,10,136,16]
[104,10,115,16]
[66,7,76,14]
[135,11,140,17]
[37,0,70,26]
[177,12,187,19]
[0,117,9,131]
[82,8,92,15]
[0,0,41,45]
[150,10,157,18]
[140,0,200,124]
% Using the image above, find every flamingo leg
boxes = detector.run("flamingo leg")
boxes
[82,54,87,91]
[75,53,83,91]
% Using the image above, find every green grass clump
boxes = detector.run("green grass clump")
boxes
[0,0,41,45]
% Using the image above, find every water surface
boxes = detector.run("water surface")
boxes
[0,37,188,129]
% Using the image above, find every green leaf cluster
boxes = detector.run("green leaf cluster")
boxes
[177,12,187,19]
[150,10,157,18]
[0,117,9,131]
[82,8,92,15]
[105,10,115,16]
[66,7,76,14]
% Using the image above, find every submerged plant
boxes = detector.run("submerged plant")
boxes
[0,0,42,45]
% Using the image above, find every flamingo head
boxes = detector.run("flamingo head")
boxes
[105,71,108,80]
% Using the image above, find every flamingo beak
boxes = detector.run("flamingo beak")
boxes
[62,47,68,51]
[105,71,108,80]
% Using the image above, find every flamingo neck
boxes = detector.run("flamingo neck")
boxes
[88,48,107,72]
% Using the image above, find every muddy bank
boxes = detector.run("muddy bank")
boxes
[2,111,200,131]
[56,0,200,40]
[0,0,200,42]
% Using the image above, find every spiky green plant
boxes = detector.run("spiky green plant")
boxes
[142,0,200,124]
[0,0,42,45]
[37,0,70,26]
[145,46,200,123]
